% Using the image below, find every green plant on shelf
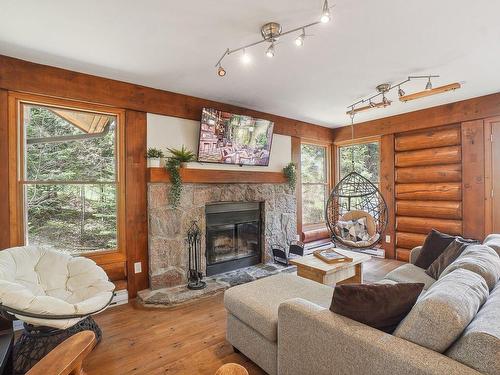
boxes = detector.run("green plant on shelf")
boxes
[283,162,297,191]
[166,145,196,163]
[146,147,165,159]
[164,145,196,208]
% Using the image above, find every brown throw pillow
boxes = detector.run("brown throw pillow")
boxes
[414,229,477,269]
[425,239,469,279]
[330,283,425,333]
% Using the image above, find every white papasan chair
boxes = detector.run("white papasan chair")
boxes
[0,245,115,374]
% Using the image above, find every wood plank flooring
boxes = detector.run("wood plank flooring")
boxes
[86,257,403,375]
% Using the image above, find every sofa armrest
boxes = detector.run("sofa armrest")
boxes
[277,298,480,375]
[409,245,423,264]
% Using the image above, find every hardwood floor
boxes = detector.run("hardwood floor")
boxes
[86,257,403,375]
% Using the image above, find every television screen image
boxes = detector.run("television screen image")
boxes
[197,108,274,166]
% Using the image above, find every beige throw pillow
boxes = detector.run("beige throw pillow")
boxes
[393,268,488,353]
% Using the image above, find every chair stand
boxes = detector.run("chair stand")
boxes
[13,316,101,375]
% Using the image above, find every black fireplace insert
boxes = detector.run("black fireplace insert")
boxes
[205,202,262,276]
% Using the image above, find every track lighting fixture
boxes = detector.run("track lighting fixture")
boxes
[425,77,433,90]
[347,75,461,116]
[217,65,226,77]
[266,43,275,58]
[295,29,306,46]
[215,2,332,76]
[321,0,331,23]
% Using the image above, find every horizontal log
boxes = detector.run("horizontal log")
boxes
[396,216,462,235]
[396,232,428,249]
[302,226,330,243]
[395,164,462,183]
[396,248,410,262]
[396,183,462,201]
[395,146,461,167]
[395,125,461,151]
[148,167,287,184]
[396,200,462,219]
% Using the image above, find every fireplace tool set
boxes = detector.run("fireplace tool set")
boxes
[187,221,207,290]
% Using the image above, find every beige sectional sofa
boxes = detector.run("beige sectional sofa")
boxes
[224,234,500,375]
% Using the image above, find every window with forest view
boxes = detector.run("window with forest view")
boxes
[338,141,380,186]
[22,104,119,254]
[301,143,329,225]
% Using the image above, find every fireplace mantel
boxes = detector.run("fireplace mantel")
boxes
[148,167,287,184]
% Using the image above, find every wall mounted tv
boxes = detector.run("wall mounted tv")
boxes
[197,108,274,166]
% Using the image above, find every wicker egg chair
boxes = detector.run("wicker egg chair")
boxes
[326,171,388,250]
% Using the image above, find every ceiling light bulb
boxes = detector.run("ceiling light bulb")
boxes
[295,29,305,46]
[266,43,275,58]
[321,0,331,23]
[217,65,226,77]
[398,86,405,97]
[369,101,376,108]
[425,78,433,90]
[382,95,390,106]
[241,49,251,64]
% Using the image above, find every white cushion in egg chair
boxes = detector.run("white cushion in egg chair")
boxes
[0,245,115,374]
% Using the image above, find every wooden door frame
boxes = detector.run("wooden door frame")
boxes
[484,116,500,235]
[7,91,127,268]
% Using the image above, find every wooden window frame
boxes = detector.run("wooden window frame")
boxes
[300,140,333,230]
[484,116,500,235]
[334,136,381,185]
[8,92,127,266]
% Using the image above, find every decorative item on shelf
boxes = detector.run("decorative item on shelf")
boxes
[313,248,352,264]
[283,162,297,191]
[186,221,206,290]
[346,75,461,116]
[165,145,197,207]
[214,0,333,76]
[146,147,165,167]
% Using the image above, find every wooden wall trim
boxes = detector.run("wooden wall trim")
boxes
[125,110,149,297]
[0,54,334,141]
[0,89,9,249]
[380,134,395,259]
[333,92,500,142]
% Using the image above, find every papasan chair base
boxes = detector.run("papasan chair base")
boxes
[13,316,102,375]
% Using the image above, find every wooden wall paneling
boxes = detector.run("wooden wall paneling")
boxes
[0,55,333,141]
[332,92,500,142]
[395,164,462,183]
[0,89,9,249]
[395,249,411,262]
[380,134,395,258]
[395,182,462,201]
[396,200,462,220]
[396,216,462,236]
[291,136,302,235]
[461,120,485,240]
[394,125,461,151]
[125,110,149,297]
[396,232,428,249]
[395,145,461,167]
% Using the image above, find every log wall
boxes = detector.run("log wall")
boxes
[394,125,463,261]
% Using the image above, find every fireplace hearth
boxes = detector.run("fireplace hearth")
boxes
[206,202,262,276]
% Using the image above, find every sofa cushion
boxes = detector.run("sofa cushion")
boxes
[384,263,436,290]
[414,229,457,269]
[441,244,500,291]
[425,239,468,279]
[224,273,332,342]
[446,282,500,375]
[330,283,424,333]
[483,233,500,256]
[394,268,488,353]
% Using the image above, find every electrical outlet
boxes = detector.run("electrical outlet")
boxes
[385,235,391,243]
[134,262,142,274]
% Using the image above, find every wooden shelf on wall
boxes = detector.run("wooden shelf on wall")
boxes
[148,167,287,184]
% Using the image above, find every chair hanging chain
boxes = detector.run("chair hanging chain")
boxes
[350,110,355,172]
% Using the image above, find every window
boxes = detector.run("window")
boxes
[338,141,380,186]
[301,143,330,225]
[15,98,124,255]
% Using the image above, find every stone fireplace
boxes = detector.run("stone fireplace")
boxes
[148,182,296,290]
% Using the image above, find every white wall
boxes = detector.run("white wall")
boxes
[147,113,291,172]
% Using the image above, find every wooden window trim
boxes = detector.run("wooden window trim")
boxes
[484,116,500,235]
[8,91,127,265]
[300,141,333,228]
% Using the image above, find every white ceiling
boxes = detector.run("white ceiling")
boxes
[1,0,500,128]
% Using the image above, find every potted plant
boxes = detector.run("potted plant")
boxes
[147,147,165,168]
[283,162,297,191]
[166,145,196,167]
[165,145,196,208]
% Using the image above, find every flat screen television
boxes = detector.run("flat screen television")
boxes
[197,108,274,166]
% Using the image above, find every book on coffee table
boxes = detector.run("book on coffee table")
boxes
[313,248,353,264]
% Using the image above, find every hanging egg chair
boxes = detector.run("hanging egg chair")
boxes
[326,171,388,250]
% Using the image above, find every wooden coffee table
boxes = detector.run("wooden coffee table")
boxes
[289,249,371,286]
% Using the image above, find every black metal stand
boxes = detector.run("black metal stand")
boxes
[13,316,101,375]
[187,221,206,290]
